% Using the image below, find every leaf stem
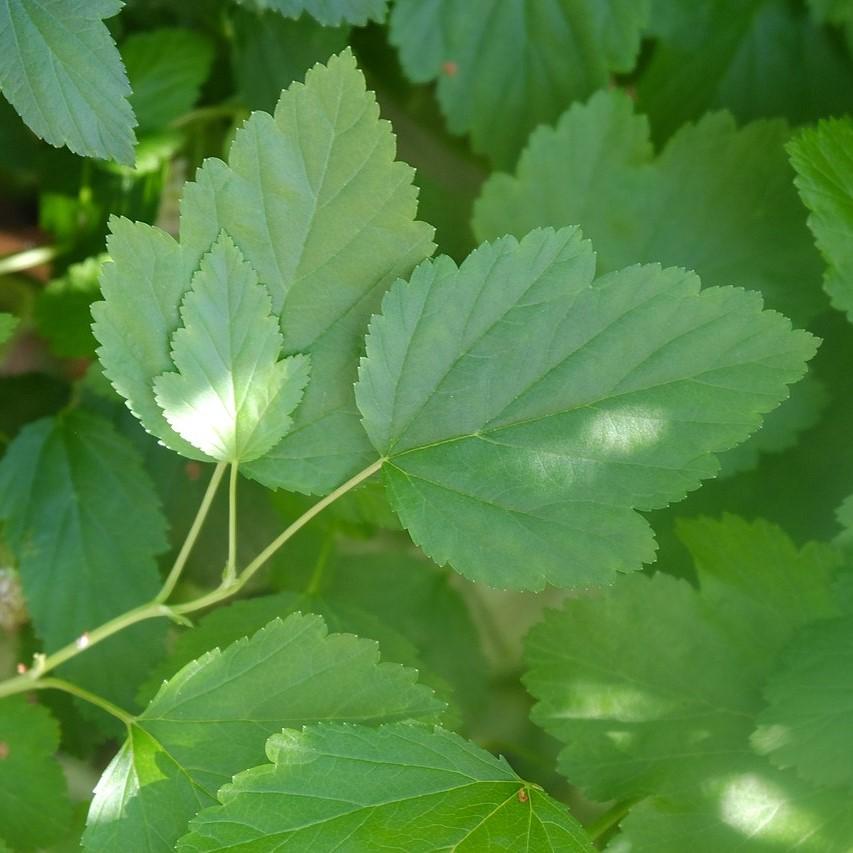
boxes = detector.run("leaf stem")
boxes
[157,462,227,602]
[0,458,385,702]
[34,678,135,727]
[585,798,640,844]
[0,245,59,276]
[223,462,239,586]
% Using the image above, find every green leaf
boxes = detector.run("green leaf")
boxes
[154,233,310,463]
[0,0,136,163]
[0,312,16,345]
[235,0,387,26]
[639,0,853,142]
[753,615,853,788]
[35,256,104,359]
[0,697,71,850]
[789,118,853,323]
[808,0,853,24]
[94,50,434,488]
[523,516,838,800]
[0,411,167,711]
[83,613,444,853]
[389,0,649,168]
[474,90,825,327]
[230,8,348,113]
[178,723,594,852]
[122,28,213,133]
[609,760,853,853]
[356,228,817,590]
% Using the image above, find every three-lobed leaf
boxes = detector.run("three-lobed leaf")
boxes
[94,50,434,490]
[84,612,444,853]
[178,723,595,852]
[357,227,817,590]
[154,233,310,463]
[0,0,136,163]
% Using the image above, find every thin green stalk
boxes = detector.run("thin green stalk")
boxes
[157,462,227,602]
[585,798,640,844]
[0,245,59,276]
[35,678,134,727]
[223,462,239,586]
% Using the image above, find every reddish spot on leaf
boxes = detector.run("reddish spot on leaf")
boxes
[0,741,8,759]
[517,787,529,803]
[15,662,26,674]
[442,60,458,76]
[185,461,203,481]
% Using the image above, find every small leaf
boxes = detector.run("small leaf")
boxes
[390,0,650,167]
[154,233,310,463]
[789,117,853,322]
[122,28,214,133]
[83,613,443,853]
[177,723,594,852]
[356,228,817,589]
[0,411,167,712]
[234,0,388,26]
[753,615,853,788]
[0,698,71,850]
[0,0,136,163]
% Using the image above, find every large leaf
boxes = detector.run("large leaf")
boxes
[235,0,387,26]
[83,613,444,853]
[753,615,853,788]
[356,228,817,590]
[154,234,310,463]
[0,411,167,711]
[178,723,595,852]
[639,0,853,142]
[789,118,853,323]
[122,28,213,133]
[474,89,825,327]
[0,698,71,850]
[390,0,649,168]
[93,50,434,490]
[0,0,135,163]
[523,516,844,841]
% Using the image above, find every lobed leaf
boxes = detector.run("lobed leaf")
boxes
[83,613,444,853]
[0,0,135,163]
[356,228,817,590]
[177,723,595,852]
[0,411,167,711]
[154,234,310,463]
[789,117,853,323]
[235,0,388,26]
[0,697,71,850]
[390,0,649,167]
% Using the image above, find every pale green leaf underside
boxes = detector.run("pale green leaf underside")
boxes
[356,228,817,590]
[789,118,853,323]
[94,50,433,489]
[0,698,71,850]
[122,27,213,133]
[178,723,594,852]
[0,0,135,163]
[237,0,388,26]
[0,312,16,345]
[474,89,824,327]
[155,234,310,463]
[390,0,649,167]
[753,615,853,788]
[0,412,166,708]
[84,613,443,853]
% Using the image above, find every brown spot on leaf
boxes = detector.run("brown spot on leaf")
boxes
[0,741,8,759]
[185,461,202,481]
[517,787,529,803]
[442,60,458,76]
